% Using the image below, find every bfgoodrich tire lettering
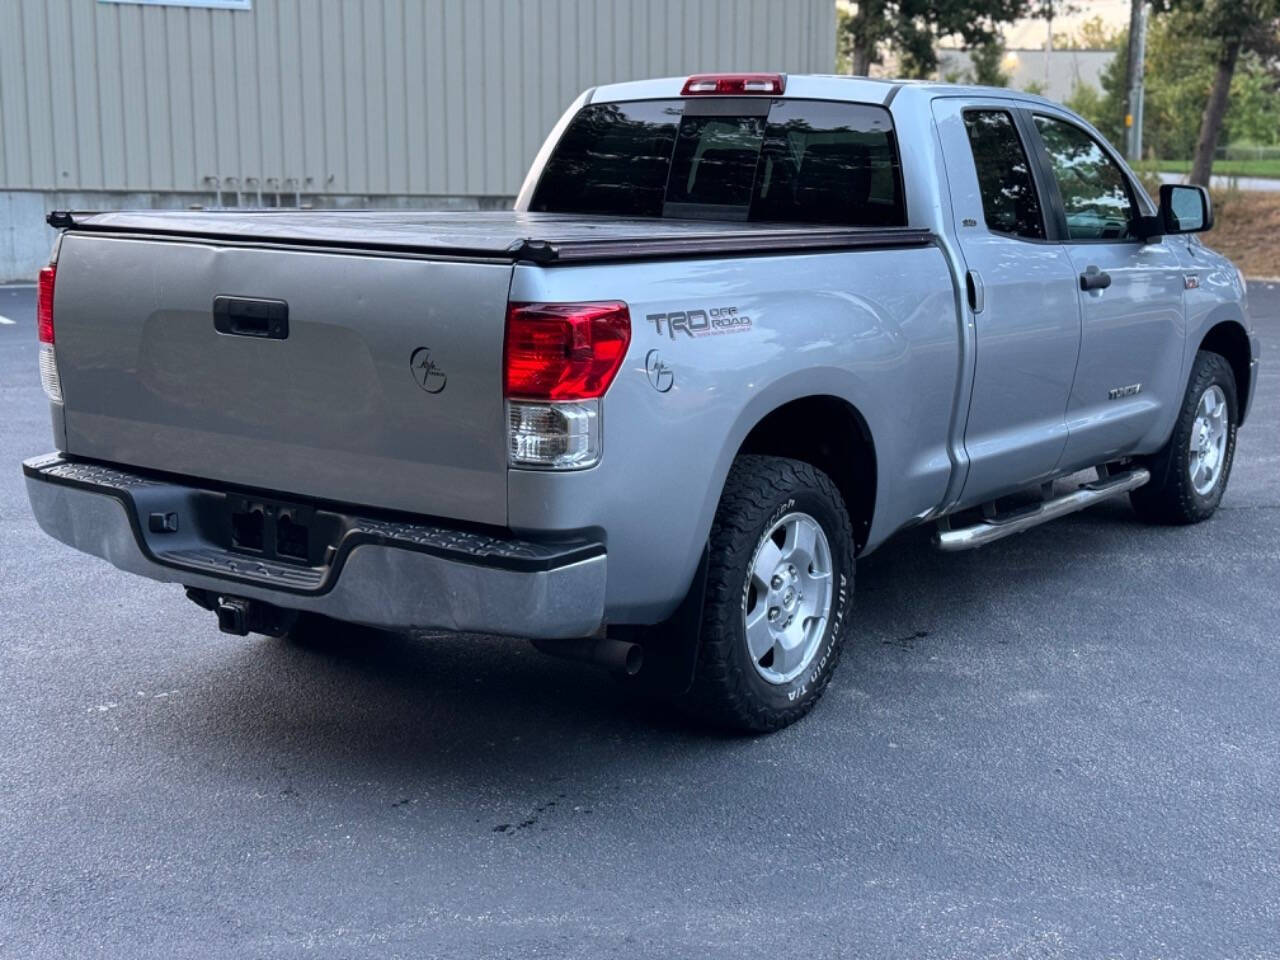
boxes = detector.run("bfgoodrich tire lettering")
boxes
[685,455,856,733]
[1131,350,1238,525]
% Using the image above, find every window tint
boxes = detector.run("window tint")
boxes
[665,115,766,218]
[532,101,680,218]
[1033,115,1136,241]
[962,110,1045,240]
[531,99,906,227]
[752,98,905,226]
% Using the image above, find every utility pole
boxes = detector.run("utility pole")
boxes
[1044,4,1053,91]
[1125,0,1149,161]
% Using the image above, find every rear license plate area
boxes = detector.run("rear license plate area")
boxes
[226,495,338,566]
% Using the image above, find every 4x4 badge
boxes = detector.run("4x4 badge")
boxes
[409,347,447,394]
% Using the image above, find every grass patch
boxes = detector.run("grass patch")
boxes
[1158,158,1280,180]
[1205,189,1280,278]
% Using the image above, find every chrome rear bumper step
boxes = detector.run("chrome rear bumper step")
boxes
[935,468,1150,552]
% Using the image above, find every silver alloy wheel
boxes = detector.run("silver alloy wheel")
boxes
[742,511,833,685]
[1189,384,1229,496]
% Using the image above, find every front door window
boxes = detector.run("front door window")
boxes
[1033,115,1137,242]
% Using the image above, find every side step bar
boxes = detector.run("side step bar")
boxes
[935,467,1150,552]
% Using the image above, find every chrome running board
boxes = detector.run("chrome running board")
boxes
[935,468,1150,552]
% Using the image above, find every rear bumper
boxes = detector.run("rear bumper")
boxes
[23,455,606,639]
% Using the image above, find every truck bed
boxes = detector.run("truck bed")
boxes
[45,208,936,532]
[51,210,933,264]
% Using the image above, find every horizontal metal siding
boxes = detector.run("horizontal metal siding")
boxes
[0,0,836,196]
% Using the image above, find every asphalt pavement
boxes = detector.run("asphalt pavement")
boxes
[2,280,1279,959]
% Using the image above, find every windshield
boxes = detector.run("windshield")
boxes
[529,98,907,227]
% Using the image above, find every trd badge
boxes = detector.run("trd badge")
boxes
[410,347,447,394]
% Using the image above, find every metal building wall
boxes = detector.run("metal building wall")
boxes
[0,0,837,199]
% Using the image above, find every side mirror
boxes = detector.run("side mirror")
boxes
[1159,183,1213,234]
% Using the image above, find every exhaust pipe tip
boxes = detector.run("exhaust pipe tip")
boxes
[617,641,644,677]
[532,636,644,676]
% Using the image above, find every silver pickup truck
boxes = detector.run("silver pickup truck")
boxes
[25,74,1259,731]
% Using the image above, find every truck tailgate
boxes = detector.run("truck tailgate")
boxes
[53,232,513,525]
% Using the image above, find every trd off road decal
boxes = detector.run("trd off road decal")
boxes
[648,305,752,339]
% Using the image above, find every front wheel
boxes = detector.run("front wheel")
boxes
[1131,350,1238,525]
[684,455,856,733]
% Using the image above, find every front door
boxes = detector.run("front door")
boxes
[933,100,1082,507]
[1028,112,1187,468]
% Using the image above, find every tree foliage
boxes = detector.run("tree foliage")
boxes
[1167,0,1280,182]
[1063,9,1280,161]
[1053,15,1125,50]
[840,0,1035,77]
[969,37,1012,85]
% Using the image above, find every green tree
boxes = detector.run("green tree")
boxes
[841,0,1034,77]
[1089,11,1280,164]
[1176,0,1280,184]
[1064,80,1107,127]
[1054,14,1125,49]
[969,36,1011,85]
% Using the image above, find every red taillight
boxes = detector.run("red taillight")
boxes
[504,302,631,401]
[682,73,786,96]
[36,265,56,344]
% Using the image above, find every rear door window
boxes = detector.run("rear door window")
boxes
[530,99,906,227]
[962,109,1046,240]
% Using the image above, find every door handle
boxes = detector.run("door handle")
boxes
[965,270,984,314]
[213,296,289,339]
[1079,266,1112,291]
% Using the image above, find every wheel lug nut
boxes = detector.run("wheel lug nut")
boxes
[771,574,784,589]
[767,607,780,621]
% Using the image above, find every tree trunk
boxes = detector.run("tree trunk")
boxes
[1190,38,1241,186]
[852,42,872,76]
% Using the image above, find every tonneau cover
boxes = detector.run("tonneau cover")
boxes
[51,210,933,264]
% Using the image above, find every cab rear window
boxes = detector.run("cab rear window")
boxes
[530,98,907,227]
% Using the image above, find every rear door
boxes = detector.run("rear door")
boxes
[1027,111,1187,466]
[932,99,1082,505]
[53,234,513,525]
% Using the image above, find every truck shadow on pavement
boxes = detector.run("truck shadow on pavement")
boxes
[177,496,1164,769]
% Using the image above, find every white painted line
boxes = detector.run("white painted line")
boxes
[1,282,36,289]
[0,315,16,325]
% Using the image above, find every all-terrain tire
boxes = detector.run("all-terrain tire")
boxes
[684,455,856,733]
[1130,350,1238,525]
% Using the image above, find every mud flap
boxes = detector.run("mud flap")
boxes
[614,546,709,696]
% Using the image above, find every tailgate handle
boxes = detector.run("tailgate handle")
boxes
[213,296,289,339]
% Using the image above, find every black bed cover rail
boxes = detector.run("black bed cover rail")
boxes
[48,209,934,265]
[506,227,934,264]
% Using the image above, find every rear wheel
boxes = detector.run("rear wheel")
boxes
[1131,350,1238,525]
[684,455,856,733]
